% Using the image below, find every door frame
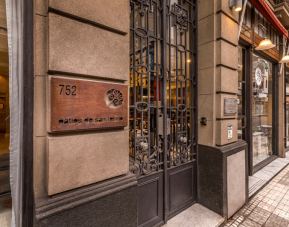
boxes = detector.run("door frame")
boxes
[23,0,34,225]
[238,39,279,176]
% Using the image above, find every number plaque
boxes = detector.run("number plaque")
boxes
[49,77,128,132]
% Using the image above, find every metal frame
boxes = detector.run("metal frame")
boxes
[237,47,246,141]
[22,0,34,225]
[237,40,253,175]
[129,0,197,226]
[246,44,253,176]
[239,6,280,175]
[284,65,289,150]
[251,51,279,175]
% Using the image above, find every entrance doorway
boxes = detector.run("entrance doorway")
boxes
[129,0,197,226]
[238,45,279,175]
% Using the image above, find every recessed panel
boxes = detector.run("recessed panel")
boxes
[137,173,163,227]
[169,166,193,210]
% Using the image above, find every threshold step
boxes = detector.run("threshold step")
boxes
[163,203,225,227]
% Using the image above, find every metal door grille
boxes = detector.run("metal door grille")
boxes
[129,0,197,176]
[129,0,197,224]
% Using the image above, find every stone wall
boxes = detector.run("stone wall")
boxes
[198,0,239,146]
[34,0,130,197]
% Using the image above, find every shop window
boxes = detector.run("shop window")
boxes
[238,47,246,140]
[252,54,273,166]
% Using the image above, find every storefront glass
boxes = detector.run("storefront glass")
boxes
[252,54,273,166]
[238,47,246,140]
[285,69,289,148]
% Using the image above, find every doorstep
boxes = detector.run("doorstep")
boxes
[162,204,225,227]
[249,152,289,198]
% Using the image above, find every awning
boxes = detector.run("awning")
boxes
[249,0,288,38]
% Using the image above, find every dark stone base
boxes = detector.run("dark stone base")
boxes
[34,172,137,227]
[198,140,248,219]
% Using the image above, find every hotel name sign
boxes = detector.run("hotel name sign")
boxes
[49,77,128,132]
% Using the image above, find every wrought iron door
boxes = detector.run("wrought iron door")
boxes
[129,0,197,226]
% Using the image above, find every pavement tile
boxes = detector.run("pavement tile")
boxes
[239,219,261,227]
[226,163,289,227]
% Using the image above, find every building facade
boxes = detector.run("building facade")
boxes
[2,0,289,226]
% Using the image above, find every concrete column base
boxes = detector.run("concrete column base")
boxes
[198,140,248,219]
[35,172,137,227]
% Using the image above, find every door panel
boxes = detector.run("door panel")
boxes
[137,172,164,227]
[168,162,196,216]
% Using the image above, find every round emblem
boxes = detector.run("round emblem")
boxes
[255,67,262,86]
[105,89,123,108]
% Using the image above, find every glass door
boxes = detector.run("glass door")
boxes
[252,54,273,166]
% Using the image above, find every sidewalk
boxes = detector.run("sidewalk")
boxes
[225,164,289,227]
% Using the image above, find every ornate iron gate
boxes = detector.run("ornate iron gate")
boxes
[129,0,197,226]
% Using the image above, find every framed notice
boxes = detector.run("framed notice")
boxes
[49,77,128,132]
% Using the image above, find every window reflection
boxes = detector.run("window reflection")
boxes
[252,54,273,166]
[237,47,245,140]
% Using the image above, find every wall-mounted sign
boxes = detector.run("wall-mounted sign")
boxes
[228,125,233,140]
[49,77,128,132]
[224,98,237,115]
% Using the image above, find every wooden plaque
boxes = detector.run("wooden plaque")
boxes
[50,77,128,132]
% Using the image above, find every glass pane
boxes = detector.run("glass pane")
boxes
[252,54,273,166]
[238,47,243,81]
[246,3,251,28]
[238,47,245,117]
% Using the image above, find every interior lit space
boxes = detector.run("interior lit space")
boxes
[0,0,11,226]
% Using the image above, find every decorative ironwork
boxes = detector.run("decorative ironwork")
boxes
[106,89,123,107]
[174,3,188,35]
[133,0,152,16]
[170,140,193,166]
[129,0,197,175]
[129,138,163,176]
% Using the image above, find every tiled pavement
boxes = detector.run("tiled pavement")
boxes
[225,164,289,227]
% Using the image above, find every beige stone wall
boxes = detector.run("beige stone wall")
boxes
[34,0,130,197]
[198,0,239,146]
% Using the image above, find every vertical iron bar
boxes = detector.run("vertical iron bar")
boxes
[285,63,287,149]
[146,2,150,167]
[175,4,179,168]
[168,4,172,166]
[194,0,199,200]
[155,3,159,172]
[133,2,137,163]
[162,0,168,223]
